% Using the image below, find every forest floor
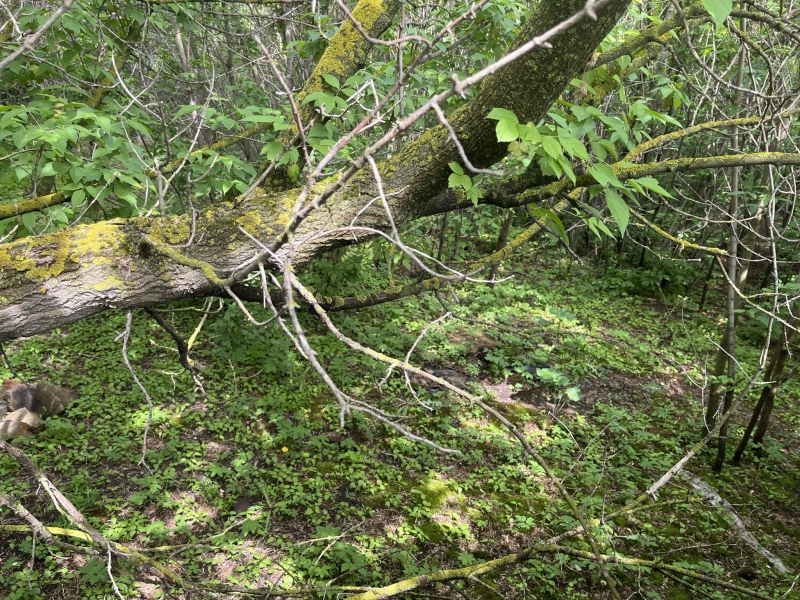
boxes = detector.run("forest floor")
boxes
[1,250,799,600]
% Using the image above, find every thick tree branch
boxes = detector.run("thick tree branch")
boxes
[0,0,632,342]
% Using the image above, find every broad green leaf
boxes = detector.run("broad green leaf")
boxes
[539,156,562,178]
[321,74,340,89]
[591,215,615,239]
[96,116,112,135]
[486,108,518,122]
[547,111,569,129]
[0,107,29,129]
[540,136,563,160]
[589,163,622,188]
[18,127,44,147]
[52,139,68,156]
[558,130,589,160]
[702,0,732,28]
[261,141,283,160]
[71,189,86,206]
[496,118,520,142]
[21,211,40,233]
[449,162,464,175]
[605,188,629,236]
[590,141,608,161]
[468,186,483,206]
[633,176,674,198]
[522,124,542,144]
[532,207,568,243]
[308,123,330,139]
[92,146,113,159]
[126,119,151,138]
[302,91,335,106]
[559,156,576,184]
[40,162,69,177]
[173,104,203,121]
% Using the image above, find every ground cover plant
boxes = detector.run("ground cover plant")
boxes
[2,248,800,599]
[1,0,800,598]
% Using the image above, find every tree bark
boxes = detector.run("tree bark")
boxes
[731,317,796,464]
[0,0,632,342]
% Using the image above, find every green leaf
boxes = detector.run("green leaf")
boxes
[589,163,621,188]
[448,162,464,176]
[559,157,576,184]
[633,176,674,198]
[467,186,483,206]
[71,189,86,206]
[21,211,40,233]
[508,140,522,156]
[523,123,542,144]
[605,188,629,236]
[40,163,58,178]
[486,108,518,122]
[590,140,608,161]
[241,114,281,123]
[302,91,335,106]
[558,130,589,160]
[322,74,340,89]
[18,127,44,147]
[173,104,203,121]
[308,123,330,139]
[126,119,152,138]
[242,518,260,535]
[589,215,615,239]
[702,0,732,28]
[261,141,283,160]
[495,118,520,142]
[540,136,563,160]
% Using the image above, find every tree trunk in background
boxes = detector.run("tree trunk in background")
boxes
[732,315,797,464]
[436,212,448,263]
[489,209,514,287]
[705,24,748,461]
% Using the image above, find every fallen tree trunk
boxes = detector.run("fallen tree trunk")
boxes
[0,0,632,342]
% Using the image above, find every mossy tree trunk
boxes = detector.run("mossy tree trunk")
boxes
[0,0,632,342]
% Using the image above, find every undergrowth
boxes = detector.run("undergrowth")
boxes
[1,246,798,600]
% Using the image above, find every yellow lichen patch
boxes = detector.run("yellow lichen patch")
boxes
[0,221,129,284]
[93,276,124,292]
[235,211,263,236]
[68,221,122,266]
[299,0,393,102]
[0,246,14,271]
[0,230,70,282]
[147,216,191,245]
